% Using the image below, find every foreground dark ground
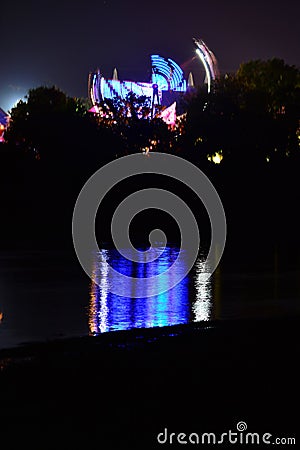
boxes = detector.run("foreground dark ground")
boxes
[0,317,298,449]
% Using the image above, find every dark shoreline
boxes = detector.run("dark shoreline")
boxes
[1,316,299,448]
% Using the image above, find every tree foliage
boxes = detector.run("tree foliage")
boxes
[4,59,300,170]
[236,59,300,114]
[5,86,88,159]
[184,59,300,165]
[95,93,172,154]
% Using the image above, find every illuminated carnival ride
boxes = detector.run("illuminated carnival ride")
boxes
[88,38,219,125]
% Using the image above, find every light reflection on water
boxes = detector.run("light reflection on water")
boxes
[193,258,213,322]
[89,246,212,335]
[0,245,299,348]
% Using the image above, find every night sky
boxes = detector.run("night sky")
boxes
[1,0,299,112]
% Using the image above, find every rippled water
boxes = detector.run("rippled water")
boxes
[88,246,212,334]
[0,245,300,348]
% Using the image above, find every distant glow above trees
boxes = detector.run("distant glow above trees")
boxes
[3,95,25,113]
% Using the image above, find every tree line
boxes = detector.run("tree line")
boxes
[3,58,299,172]
[0,58,299,249]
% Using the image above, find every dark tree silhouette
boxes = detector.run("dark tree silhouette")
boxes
[184,59,300,166]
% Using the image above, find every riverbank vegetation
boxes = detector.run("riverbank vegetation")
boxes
[1,58,299,249]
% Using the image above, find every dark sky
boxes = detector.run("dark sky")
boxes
[1,0,299,112]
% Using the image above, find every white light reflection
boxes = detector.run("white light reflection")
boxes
[89,249,110,334]
[192,257,212,321]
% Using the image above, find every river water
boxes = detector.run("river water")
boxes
[0,244,299,349]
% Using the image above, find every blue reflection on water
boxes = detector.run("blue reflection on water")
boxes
[89,246,212,334]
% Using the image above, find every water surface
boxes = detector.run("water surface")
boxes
[0,245,299,349]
